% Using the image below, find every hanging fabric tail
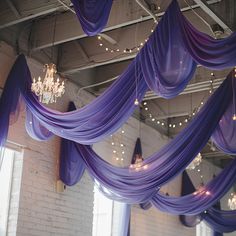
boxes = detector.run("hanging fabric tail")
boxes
[211,201,223,236]
[131,138,142,164]
[132,138,152,211]
[59,102,86,186]
[179,172,223,236]
[179,171,200,227]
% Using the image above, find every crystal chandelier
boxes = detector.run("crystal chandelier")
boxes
[228,193,236,210]
[31,63,65,104]
[186,153,202,170]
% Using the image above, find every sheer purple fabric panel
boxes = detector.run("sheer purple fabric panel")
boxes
[71,0,113,36]
[25,108,53,141]
[0,55,27,148]
[68,74,234,202]
[211,103,236,154]
[179,172,232,234]
[151,157,236,215]
[59,102,86,186]
[174,1,236,69]
[140,0,196,98]
[20,56,148,145]
[202,208,236,233]
[26,72,234,203]
[60,137,85,186]
[211,75,236,154]
[179,171,200,227]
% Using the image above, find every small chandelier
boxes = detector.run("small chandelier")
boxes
[31,63,65,104]
[187,153,202,170]
[228,193,236,210]
[130,154,148,171]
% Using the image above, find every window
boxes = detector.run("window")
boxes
[93,186,113,236]
[196,221,213,236]
[0,147,22,236]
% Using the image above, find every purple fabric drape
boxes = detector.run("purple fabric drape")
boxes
[25,108,53,141]
[1,0,236,214]
[211,95,236,154]
[151,156,236,215]
[20,55,148,145]
[140,0,197,98]
[71,0,113,36]
[179,171,235,234]
[202,207,236,233]
[2,53,236,204]
[59,102,86,186]
[179,171,200,227]
[140,0,236,98]
[3,0,236,149]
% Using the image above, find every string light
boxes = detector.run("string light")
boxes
[134,98,139,105]
[96,21,156,55]
[142,72,214,129]
[110,128,126,163]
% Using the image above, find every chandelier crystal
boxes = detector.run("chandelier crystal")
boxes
[31,63,65,104]
[228,193,236,210]
[186,153,202,170]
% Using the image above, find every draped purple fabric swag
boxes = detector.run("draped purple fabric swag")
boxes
[71,0,113,36]
[179,171,236,233]
[0,0,236,227]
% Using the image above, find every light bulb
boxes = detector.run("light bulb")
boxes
[134,98,139,105]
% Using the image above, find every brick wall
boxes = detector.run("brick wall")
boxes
[0,42,94,236]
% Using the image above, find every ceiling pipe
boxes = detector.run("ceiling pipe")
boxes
[135,0,157,23]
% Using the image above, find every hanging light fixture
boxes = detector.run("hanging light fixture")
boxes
[31,64,65,104]
[31,14,65,104]
[186,153,202,170]
[228,193,236,210]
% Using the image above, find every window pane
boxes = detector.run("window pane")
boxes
[0,149,15,236]
[93,186,113,236]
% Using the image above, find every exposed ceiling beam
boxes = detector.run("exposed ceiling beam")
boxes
[150,111,189,120]
[0,5,63,30]
[61,54,135,75]
[5,0,21,18]
[30,0,221,51]
[144,78,224,100]
[135,0,157,22]
[57,0,75,14]
[193,0,233,33]
[73,41,90,63]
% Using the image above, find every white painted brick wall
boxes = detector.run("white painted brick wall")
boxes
[0,42,94,236]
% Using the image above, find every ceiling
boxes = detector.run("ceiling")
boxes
[0,0,235,168]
